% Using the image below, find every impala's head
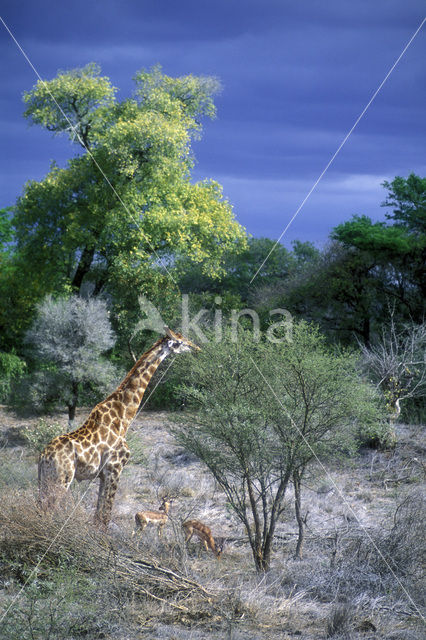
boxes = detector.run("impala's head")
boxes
[159,495,176,512]
[164,327,200,354]
[215,537,226,559]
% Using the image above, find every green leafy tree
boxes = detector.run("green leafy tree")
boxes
[247,240,321,329]
[332,215,424,326]
[11,64,246,346]
[177,237,310,300]
[0,208,14,349]
[0,351,26,402]
[381,174,426,305]
[0,207,13,249]
[0,208,33,352]
[174,239,319,348]
[382,173,426,234]
[261,239,378,345]
[172,323,382,571]
[330,174,426,327]
[277,176,426,345]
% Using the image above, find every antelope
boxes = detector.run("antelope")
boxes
[182,519,225,559]
[133,497,173,537]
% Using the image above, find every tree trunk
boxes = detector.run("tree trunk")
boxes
[93,276,106,296]
[68,381,79,428]
[68,403,76,428]
[261,474,290,570]
[293,470,305,559]
[249,476,290,572]
[71,244,96,292]
[361,316,370,347]
[252,546,270,572]
[246,475,266,571]
[260,530,275,572]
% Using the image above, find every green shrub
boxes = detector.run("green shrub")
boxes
[10,368,62,416]
[21,418,64,453]
[171,323,385,571]
[357,419,396,449]
[0,351,26,402]
[400,396,426,425]
[0,565,112,640]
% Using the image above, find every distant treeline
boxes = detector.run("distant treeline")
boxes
[0,64,424,418]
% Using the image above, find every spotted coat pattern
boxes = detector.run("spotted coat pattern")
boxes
[38,330,196,526]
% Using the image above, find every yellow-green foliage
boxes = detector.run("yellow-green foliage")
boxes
[14,63,247,302]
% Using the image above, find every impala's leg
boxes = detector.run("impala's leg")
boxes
[134,522,146,550]
[203,540,210,553]
[138,521,148,534]
[158,523,164,537]
[132,519,144,537]
[196,540,204,558]
[132,519,146,551]
[185,529,193,543]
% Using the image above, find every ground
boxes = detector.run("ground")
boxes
[0,405,424,639]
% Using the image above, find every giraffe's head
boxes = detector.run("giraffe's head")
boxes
[164,327,200,354]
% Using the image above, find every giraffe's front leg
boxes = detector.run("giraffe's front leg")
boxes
[38,451,75,510]
[95,445,130,527]
[95,468,121,528]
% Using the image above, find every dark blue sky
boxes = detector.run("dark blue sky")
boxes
[1,1,425,247]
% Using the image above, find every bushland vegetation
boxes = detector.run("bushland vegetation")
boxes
[0,64,424,638]
[171,323,384,571]
[0,408,424,639]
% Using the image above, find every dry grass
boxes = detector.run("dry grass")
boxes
[0,490,215,608]
[0,406,425,639]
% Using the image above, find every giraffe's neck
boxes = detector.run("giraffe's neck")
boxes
[106,338,171,435]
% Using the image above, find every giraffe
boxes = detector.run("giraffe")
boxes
[38,328,198,526]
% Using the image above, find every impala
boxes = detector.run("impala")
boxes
[182,519,225,559]
[133,496,174,537]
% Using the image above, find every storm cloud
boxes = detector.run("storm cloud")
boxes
[1,0,425,245]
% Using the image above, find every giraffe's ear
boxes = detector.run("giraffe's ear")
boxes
[164,326,173,339]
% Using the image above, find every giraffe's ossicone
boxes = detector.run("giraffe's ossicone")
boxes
[38,328,198,526]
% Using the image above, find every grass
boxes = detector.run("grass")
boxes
[0,406,424,639]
